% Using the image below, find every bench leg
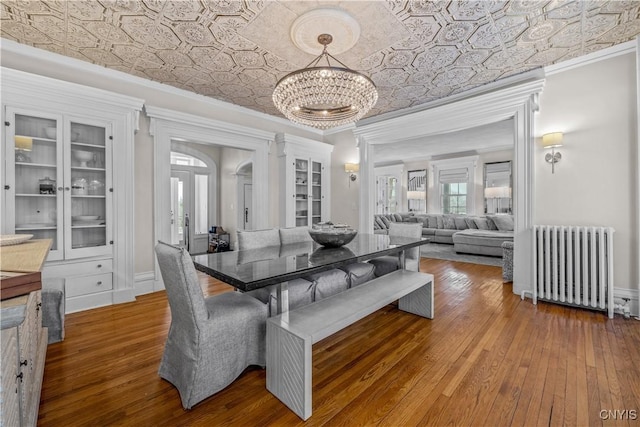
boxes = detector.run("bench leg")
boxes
[266,321,312,420]
[398,279,434,319]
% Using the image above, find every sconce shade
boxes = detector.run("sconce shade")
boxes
[344,163,359,173]
[407,190,426,200]
[15,136,33,151]
[542,132,563,148]
[484,186,511,198]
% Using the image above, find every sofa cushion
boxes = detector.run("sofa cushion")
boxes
[486,217,498,231]
[443,215,457,229]
[380,215,392,228]
[452,229,514,248]
[375,216,386,230]
[421,228,436,237]
[474,218,491,230]
[465,217,479,229]
[393,213,403,222]
[488,215,514,231]
[435,229,458,238]
[454,217,468,230]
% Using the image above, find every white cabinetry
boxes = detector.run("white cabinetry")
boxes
[1,291,47,427]
[276,133,333,228]
[1,68,143,313]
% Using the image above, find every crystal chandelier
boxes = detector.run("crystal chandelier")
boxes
[272,34,378,130]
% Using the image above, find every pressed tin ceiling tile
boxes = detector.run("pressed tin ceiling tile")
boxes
[1,0,639,122]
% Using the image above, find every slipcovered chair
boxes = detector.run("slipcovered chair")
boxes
[279,226,313,245]
[238,228,315,315]
[237,228,280,250]
[155,241,267,409]
[369,222,423,277]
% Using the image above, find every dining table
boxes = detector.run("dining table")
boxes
[192,233,427,313]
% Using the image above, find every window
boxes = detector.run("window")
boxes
[442,182,467,214]
[431,156,477,215]
[170,152,206,167]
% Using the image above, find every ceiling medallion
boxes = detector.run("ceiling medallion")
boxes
[273,31,378,130]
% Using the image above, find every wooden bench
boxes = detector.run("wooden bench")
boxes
[266,269,435,420]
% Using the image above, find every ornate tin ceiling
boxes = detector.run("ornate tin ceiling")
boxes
[1,1,639,123]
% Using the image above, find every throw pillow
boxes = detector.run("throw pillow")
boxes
[454,217,468,230]
[489,215,514,231]
[375,216,386,230]
[465,217,478,229]
[486,216,498,231]
[443,216,457,230]
[427,215,438,228]
[474,218,490,230]
[436,215,444,229]
[393,213,403,222]
[380,216,391,228]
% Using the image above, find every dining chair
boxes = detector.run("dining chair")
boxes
[279,226,313,245]
[368,222,423,277]
[238,228,314,315]
[155,241,268,409]
[236,228,280,250]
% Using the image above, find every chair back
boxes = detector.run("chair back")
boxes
[279,226,313,245]
[155,242,208,329]
[237,228,280,251]
[388,222,423,260]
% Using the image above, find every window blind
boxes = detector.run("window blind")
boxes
[439,167,468,184]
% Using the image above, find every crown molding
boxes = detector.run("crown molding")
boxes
[0,39,324,136]
[545,40,636,75]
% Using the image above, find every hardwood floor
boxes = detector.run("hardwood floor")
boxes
[38,259,640,426]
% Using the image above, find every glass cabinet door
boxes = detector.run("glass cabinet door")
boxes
[294,158,309,227]
[310,161,322,226]
[64,119,112,259]
[7,108,64,260]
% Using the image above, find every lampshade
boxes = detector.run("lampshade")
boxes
[542,132,563,148]
[344,163,359,173]
[407,190,426,200]
[273,34,378,130]
[15,135,33,151]
[484,186,511,198]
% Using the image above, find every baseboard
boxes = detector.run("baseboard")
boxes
[134,271,157,296]
[66,292,113,314]
[613,287,640,318]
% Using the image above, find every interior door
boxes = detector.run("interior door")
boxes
[243,183,252,230]
[170,170,191,249]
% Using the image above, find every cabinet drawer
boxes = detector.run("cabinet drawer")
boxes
[65,273,112,298]
[44,259,113,279]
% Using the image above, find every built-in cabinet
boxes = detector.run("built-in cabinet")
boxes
[1,68,143,313]
[276,133,333,228]
[5,109,112,261]
[1,291,47,427]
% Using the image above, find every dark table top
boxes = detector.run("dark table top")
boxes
[192,233,426,292]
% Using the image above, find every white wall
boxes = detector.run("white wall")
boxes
[535,52,638,291]
[324,130,361,228]
[219,147,253,249]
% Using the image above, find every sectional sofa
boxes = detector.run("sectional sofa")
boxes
[373,213,514,257]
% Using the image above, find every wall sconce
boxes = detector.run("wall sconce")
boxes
[542,132,563,174]
[344,163,359,185]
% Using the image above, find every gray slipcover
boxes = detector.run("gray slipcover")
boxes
[369,222,422,277]
[339,262,376,287]
[237,228,280,250]
[155,241,267,409]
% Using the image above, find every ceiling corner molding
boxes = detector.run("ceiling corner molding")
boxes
[275,132,334,157]
[545,40,636,76]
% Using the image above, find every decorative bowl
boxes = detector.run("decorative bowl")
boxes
[308,226,357,248]
[73,150,94,167]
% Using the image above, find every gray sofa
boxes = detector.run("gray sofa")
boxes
[374,212,514,257]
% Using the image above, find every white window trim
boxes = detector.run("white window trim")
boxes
[430,156,478,215]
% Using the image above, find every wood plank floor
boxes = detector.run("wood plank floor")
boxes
[38,259,640,426]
